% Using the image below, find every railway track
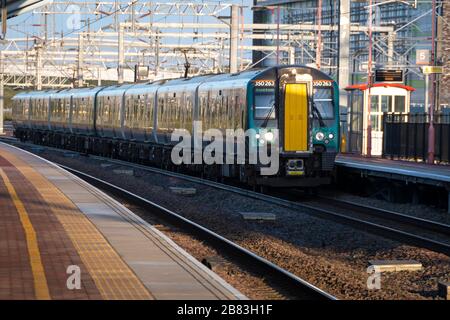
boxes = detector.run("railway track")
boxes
[4,137,450,257]
[293,194,450,255]
[58,164,337,301]
[314,196,450,236]
[86,154,450,256]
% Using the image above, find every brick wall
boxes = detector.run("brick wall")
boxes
[441,3,450,106]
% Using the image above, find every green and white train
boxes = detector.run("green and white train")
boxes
[12,65,340,188]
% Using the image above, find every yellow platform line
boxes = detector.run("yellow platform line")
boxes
[0,168,51,300]
[0,149,153,300]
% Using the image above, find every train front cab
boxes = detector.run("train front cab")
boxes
[252,66,339,187]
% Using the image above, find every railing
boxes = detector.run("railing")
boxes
[382,113,450,163]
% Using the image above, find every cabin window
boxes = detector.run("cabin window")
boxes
[313,88,335,120]
[254,87,276,120]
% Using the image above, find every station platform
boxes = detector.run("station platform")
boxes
[336,154,450,213]
[0,142,244,300]
[336,154,450,188]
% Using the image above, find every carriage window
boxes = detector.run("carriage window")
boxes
[313,88,334,120]
[254,87,275,120]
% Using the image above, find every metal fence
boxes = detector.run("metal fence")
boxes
[383,113,450,163]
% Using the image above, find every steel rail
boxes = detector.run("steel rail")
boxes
[316,196,450,236]
[57,163,337,301]
[85,155,450,255]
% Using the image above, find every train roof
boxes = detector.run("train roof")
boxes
[68,86,106,99]
[50,89,74,99]
[123,80,167,96]
[206,69,266,82]
[12,91,31,100]
[97,84,135,97]
[198,69,266,91]
[156,74,216,93]
[153,69,268,94]
[16,90,57,100]
[13,87,103,100]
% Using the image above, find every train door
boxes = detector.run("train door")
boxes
[284,83,309,152]
[26,98,31,128]
[68,95,74,134]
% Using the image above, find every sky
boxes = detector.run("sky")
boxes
[3,0,258,77]
[6,0,255,41]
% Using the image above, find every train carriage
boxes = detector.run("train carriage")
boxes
[71,87,103,135]
[197,71,256,133]
[29,90,53,130]
[155,75,214,144]
[12,92,32,129]
[122,82,162,142]
[49,89,73,132]
[95,84,134,139]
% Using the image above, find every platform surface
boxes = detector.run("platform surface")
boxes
[336,154,450,185]
[0,142,244,300]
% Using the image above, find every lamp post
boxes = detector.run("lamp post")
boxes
[316,0,323,69]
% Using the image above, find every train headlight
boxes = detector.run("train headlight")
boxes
[264,132,274,142]
[255,133,261,139]
[328,133,335,140]
[315,132,325,141]
[259,139,266,146]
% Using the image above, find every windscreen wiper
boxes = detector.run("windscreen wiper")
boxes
[312,101,326,127]
[261,101,275,128]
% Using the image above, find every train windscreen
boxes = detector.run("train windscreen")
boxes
[313,87,335,120]
[254,87,276,120]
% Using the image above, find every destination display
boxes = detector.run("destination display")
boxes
[375,69,404,83]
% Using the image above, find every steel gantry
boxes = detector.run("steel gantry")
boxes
[1,0,400,90]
